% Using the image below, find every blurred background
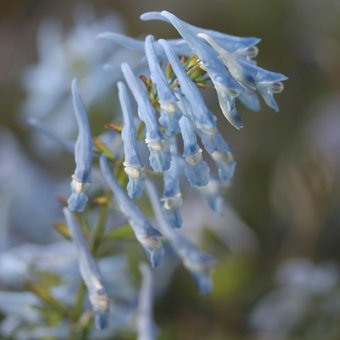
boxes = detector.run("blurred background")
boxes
[1,0,340,339]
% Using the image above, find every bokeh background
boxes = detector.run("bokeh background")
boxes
[1,0,340,339]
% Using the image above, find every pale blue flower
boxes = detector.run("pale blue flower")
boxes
[141,11,245,129]
[174,87,234,184]
[68,79,93,212]
[159,39,233,165]
[161,139,183,229]
[100,155,164,267]
[178,114,210,187]
[197,33,287,112]
[63,207,110,330]
[118,81,145,199]
[145,181,216,294]
[186,22,260,57]
[22,5,127,157]
[97,32,191,58]
[121,63,171,173]
[137,263,156,340]
[158,39,216,131]
[145,35,181,136]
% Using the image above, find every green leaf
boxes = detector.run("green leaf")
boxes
[52,222,71,240]
[103,224,134,241]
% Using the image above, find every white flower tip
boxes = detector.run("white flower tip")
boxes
[197,32,209,41]
[96,32,111,40]
[140,11,161,21]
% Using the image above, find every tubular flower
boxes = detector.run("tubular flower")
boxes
[146,181,216,294]
[121,63,171,173]
[68,79,93,212]
[22,13,287,337]
[118,81,145,199]
[100,155,164,268]
[158,38,216,131]
[97,31,191,58]
[63,208,110,329]
[141,11,244,129]
[145,35,181,136]
[197,33,287,112]
[159,39,232,159]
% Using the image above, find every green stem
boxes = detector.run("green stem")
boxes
[26,282,70,318]
[90,204,109,254]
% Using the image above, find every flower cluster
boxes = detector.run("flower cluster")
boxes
[27,9,286,336]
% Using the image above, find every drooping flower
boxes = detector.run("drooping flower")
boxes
[159,39,232,157]
[144,35,181,136]
[121,63,171,173]
[63,207,110,329]
[197,33,287,112]
[100,155,164,267]
[145,180,216,294]
[178,114,210,187]
[118,81,145,199]
[141,11,245,129]
[158,38,216,131]
[68,79,93,212]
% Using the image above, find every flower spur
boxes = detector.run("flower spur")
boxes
[68,79,93,212]
[118,81,145,199]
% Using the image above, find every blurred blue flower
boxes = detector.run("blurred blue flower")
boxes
[63,208,110,329]
[22,4,130,156]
